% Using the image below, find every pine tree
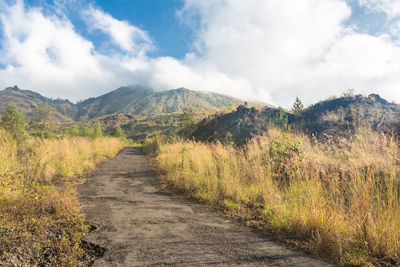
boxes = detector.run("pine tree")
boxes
[292,96,304,114]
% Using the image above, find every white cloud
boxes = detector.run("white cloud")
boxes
[177,0,400,105]
[83,6,153,54]
[1,0,400,107]
[146,56,265,102]
[0,0,257,103]
[0,0,153,101]
[0,0,103,99]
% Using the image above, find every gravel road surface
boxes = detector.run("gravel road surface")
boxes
[78,147,333,266]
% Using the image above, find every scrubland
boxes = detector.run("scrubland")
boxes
[0,130,126,265]
[145,128,400,266]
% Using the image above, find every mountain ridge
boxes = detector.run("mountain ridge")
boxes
[0,85,242,121]
[0,85,76,121]
[75,86,242,120]
[192,93,400,145]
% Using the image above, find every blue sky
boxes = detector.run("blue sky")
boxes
[75,0,193,58]
[348,1,387,35]
[21,0,192,58]
[1,0,400,106]
[94,0,192,58]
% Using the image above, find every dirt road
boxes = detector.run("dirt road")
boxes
[78,147,333,266]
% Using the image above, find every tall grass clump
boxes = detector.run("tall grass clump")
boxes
[147,128,400,265]
[0,128,126,266]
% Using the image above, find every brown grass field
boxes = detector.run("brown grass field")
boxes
[0,129,126,265]
[145,128,400,266]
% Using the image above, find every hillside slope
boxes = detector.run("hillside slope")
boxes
[295,93,400,136]
[0,86,241,121]
[192,94,400,144]
[75,86,240,120]
[0,86,77,122]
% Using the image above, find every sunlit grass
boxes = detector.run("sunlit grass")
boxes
[146,128,400,265]
[0,129,126,265]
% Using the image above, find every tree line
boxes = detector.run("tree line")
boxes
[0,103,126,142]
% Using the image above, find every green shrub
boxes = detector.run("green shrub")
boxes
[34,129,55,139]
[91,125,103,138]
[112,125,125,138]
[143,138,160,156]
[274,107,288,129]
[64,124,80,136]
[30,105,55,138]
[224,131,234,145]
[267,135,303,186]
[79,125,92,137]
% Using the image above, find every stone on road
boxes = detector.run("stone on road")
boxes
[78,147,333,266]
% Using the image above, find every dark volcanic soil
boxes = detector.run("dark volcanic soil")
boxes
[78,147,333,266]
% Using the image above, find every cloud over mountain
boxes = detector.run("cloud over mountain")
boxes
[179,0,400,105]
[0,0,400,106]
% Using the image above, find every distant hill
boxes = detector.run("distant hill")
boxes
[3,85,398,144]
[192,94,400,145]
[294,93,400,137]
[0,86,241,121]
[75,86,241,120]
[0,86,76,122]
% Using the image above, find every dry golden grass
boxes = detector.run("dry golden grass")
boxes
[0,129,126,266]
[147,128,400,266]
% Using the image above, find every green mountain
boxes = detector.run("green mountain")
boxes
[0,86,241,121]
[75,86,241,120]
[192,94,400,145]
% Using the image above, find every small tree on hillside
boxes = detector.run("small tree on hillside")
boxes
[92,125,103,138]
[179,107,195,128]
[112,125,125,138]
[1,103,26,141]
[64,124,80,136]
[291,96,304,114]
[79,125,92,137]
[274,107,288,129]
[224,131,235,146]
[30,105,55,138]
[179,107,196,137]
[342,88,355,97]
